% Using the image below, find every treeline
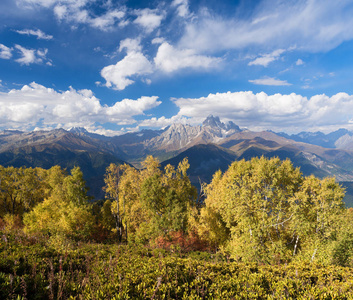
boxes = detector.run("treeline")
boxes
[1,156,353,266]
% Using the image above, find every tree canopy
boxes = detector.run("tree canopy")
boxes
[103,156,197,245]
[195,156,346,264]
[1,155,352,266]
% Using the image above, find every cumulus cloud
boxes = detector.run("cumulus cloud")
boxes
[101,51,153,90]
[0,44,12,59]
[14,45,50,65]
[154,42,220,73]
[15,29,53,40]
[100,38,154,90]
[102,39,221,88]
[0,82,161,130]
[168,90,353,132]
[101,40,221,89]
[133,8,165,33]
[248,49,285,67]
[106,96,161,122]
[249,77,291,86]
[119,38,142,53]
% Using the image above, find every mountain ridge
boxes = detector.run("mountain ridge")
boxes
[2,115,353,204]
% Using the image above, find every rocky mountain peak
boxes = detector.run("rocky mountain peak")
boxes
[69,127,89,134]
[202,115,222,128]
[202,115,241,132]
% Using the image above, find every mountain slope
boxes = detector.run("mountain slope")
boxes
[2,116,353,204]
[0,130,127,199]
[161,143,237,186]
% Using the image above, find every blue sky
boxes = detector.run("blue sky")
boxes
[1,0,353,135]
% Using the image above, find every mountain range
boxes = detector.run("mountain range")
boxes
[1,115,353,206]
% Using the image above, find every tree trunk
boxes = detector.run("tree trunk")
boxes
[293,234,299,256]
[115,195,123,243]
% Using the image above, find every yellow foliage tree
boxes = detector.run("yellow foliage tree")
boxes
[198,156,345,263]
[0,166,48,218]
[23,166,94,242]
[103,156,197,244]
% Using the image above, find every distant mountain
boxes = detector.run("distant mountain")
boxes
[217,130,353,181]
[145,115,243,153]
[69,127,111,141]
[0,129,127,199]
[2,116,353,205]
[334,133,353,150]
[276,129,353,149]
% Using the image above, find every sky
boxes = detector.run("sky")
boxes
[1,0,353,135]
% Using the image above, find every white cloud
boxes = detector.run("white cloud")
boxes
[170,91,353,132]
[151,37,165,44]
[139,115,186,128]
[15,29,53,40]
[101,51,153,90]
[171,0,190,18]
[178,1,353,53]
[14,45,50,65]
[89,9,125,30]
[0,82,161,130]
[19,0,58,8]
[0,44,12,59]
[248,49,285,67]
[249,77,291,86]
[20,0,126,31]
[154,42,220,73]
[296,59,304,66]
[133,8,165,33]
[53,4,68,20]
[106,96,161,121]
[119,38,142,53]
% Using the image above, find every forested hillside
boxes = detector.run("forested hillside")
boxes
[1,156,353,298]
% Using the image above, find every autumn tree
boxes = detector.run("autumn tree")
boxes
[103,163,126,242]
[0,166,47,218]
[104,156,197,245]
[331,208,353,266]
[290,176,345,262]
[23,166,94,243]
[139,158,197,242]
[197,156,346,263]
